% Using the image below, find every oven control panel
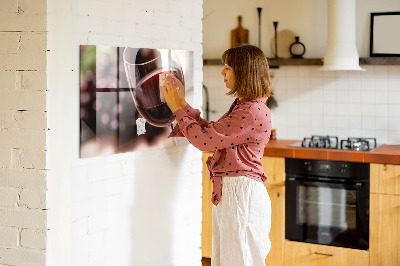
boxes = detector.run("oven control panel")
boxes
[286,158,369,180]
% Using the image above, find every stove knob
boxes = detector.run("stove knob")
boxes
[340,164,347,174]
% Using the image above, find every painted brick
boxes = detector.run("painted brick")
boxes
[20,229,46,249]
[0,129,46,150]
[0,149,11,169]
[19,189,46,209]
[1,110,47,130]
[20,149,46,170]
[15,70,47,91]
[0,32,47,71]
[0,90,46,111]
[0,0,18,13]
[0,71,16,90]
[0,187,19,208]
[0,32,20,54]
[0,169,47,189]
[0,8,46,32]
[0,247,46,266]
[0,227,19,247]
[0,208,46,230]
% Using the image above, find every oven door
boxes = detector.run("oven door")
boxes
[285,177,369,250]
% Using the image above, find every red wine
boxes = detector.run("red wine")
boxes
[133,68,184,127]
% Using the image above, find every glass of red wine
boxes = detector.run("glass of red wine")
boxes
[123,48,185,127]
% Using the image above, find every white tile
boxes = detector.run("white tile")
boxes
[374,117,389,130]
[298,67,311,78]
[348,90,362,103]
[361,75,374,91]
[323,115,336,129]
[374,130,389,144]
[348,116,362,129]
[388,65,400,76]
[349,128,362,137]
[374,65,388,78]
[375,104,389,117]
[388,131,400,144]
[323,87,336,103]
[388,75,400,91]
[286,77,299,89]
[335,72,349,90]
[323,103,336,115]
[388,117,400,131]
[374,90,388,104]
[388,104,400,117]
[348,103,362,116]
[285,66,298,77]
[361,90,374,104]
[310,77,324,90]
[361,104,374,116]
[362,116,375,130]
[311,114,324,129]
[374,78,388,91]
[311,102,324,113]
[336,115,348,128]
[361,129,375,138]
[298,77,311,89]
[336,103,349,116]
[336,90,349,103]
[348,71,362,90]
[388,91,400,104]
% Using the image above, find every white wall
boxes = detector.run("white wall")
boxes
[203,0,400,58]
[0,0,48,265]
[203,0,400,145]
[46,0,203,266]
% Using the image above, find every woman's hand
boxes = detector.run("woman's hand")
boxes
[161,74,186,113]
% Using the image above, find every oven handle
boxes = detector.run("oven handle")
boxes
[286,177,364,189]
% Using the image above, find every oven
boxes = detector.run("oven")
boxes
[285,158,370,250]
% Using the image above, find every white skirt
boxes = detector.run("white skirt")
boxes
[212,176,271,266]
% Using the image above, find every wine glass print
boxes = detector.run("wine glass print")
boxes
[123,48,185,127]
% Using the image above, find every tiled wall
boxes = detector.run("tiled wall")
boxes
[203,65,400,145]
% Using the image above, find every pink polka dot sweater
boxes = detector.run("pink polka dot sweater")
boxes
[169,97,271,206]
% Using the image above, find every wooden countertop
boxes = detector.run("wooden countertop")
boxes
[263,139,400,165]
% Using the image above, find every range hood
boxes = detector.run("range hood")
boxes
[320,0,365,71]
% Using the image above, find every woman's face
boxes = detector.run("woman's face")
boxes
[220,64,235,89]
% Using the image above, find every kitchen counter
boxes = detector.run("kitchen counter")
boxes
[263,139,400,164]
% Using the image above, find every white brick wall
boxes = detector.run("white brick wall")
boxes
[0,0,48,265]
[46,1,203,266]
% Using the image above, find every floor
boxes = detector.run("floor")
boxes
[202,257,211,266]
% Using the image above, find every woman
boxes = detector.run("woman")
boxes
[162,44,273,266]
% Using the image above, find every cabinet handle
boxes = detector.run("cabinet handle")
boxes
[314,252,335,257]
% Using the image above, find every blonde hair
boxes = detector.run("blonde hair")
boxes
[221,44,273,99]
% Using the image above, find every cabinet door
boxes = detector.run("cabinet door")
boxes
[370,193,400,266]
[284,241,369,266]
[370,163,400,195]
[264,185,284,266]
[202,152,213,258]
[261,156,285,185]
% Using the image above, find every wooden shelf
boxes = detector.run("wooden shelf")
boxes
[359,57,400,65]
[203,57,400,67]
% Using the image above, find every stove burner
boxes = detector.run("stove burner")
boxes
[301,135,339,149]
[340,137,377,151]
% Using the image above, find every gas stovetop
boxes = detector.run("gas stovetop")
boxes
[289,135,382,151]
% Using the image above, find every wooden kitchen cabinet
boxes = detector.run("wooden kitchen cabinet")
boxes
[284,241,369,266]
[202,152,213,258]
[201,154,286,265]
[370,163,400,266]
[370,163,400,195]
